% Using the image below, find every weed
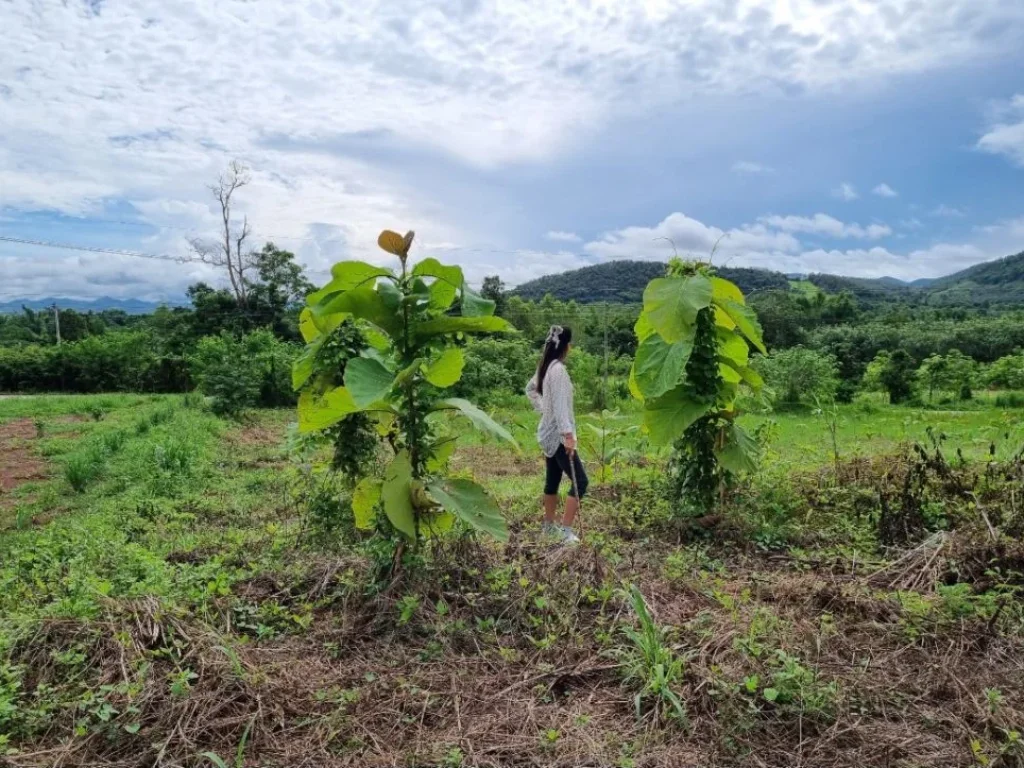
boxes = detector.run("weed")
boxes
[86,405,104,421]
[33,419,45,438]
[100,430,127,454]
[612,585,689,726]
[154,438,194,474]
[64,448,105,492]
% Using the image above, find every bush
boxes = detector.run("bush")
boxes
[0,331,188,393]
[755,347,840,407]
[452,337,536,407]
[191,331,297,417]
[64,449,105,492]
[881,350,917,404]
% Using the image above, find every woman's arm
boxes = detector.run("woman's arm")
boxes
[550,366,576,450]
[525,375,542,412]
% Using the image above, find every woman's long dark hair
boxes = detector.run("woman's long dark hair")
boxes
[536,326,572,395]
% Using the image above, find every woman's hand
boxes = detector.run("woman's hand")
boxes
[563,434,576,455]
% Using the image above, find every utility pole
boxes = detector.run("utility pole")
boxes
[52,303,61,346]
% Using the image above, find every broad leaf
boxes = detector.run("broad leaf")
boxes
[292,338,323,390]
[423,347,465,388]
[642,275,712,343]
[297,387,358,433]
[426,478,508,541]
[634,312,656,342]
[344,356,395,407]
[435,398,516,446]
[299,308,319,343]
[461,286,496,317]
[628,365,644,401]
[718,356,764,390]
[313,284,402,339]
[393,357,427,389]
[308,262,394,305]
[382,451,416,538]
[711,276,745,306]
[415,315,511,338]
[718,299,766,354]
[717,330,749,366]
[715,424,760,474]
[378,230,410,257]
[642,385,711,446]
[634,334,692,399]
[412,258,463,311]
[719,362,741,384]
[352,478,382,530]
[426,437,458,472]
[420,511,456,538]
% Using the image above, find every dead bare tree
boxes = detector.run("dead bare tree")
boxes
[188,161,257,307]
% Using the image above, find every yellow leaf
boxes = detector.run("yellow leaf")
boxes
[299,308,320,343]
[378,229,408,256]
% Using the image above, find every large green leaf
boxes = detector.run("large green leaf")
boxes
[634,312,656,342]
[715,424,760,474]
[292,337,324,391]
[344,356,395,407]
[426,478,508,541]
[717,330,749,366]
[711,276,745,306]
[718,355,764,391]
[642,385,711,446]
[297,387,358,433]
[426,437,458,472]
[382,451,416,539]
[415,315,511,338]
[412,258,463,311]
[307,262,394,305]
[718,299,766,354]
[461,286,496,317]
[435,398,516,446]
[423,347,465,388]
[299,308,320,343]
[642,276,712,343]
[313,284,402,339]
[393,357,427,389]
[352,478,382,530]
[634,334,692,399]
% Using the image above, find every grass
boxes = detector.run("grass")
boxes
[0,392,1021,766]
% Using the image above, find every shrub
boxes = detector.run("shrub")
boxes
[100,430,127,454]
[880,350,917,404]
[755,346,840,407]
[191,330,297,418]
[64,449,105,492]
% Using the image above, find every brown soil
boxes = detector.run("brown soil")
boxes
[453,445,540,479]
[0,418,48,496]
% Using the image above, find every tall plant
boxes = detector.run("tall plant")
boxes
[629,259,765,514]
[292,229,516,542]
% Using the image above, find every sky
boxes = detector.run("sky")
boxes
[2,0,1024,302]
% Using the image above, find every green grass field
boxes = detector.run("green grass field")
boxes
[1,393,1022,766]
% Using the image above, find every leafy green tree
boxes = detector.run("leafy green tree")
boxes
[191,330,295,417]
[293,229,516,546]
[755,347,839,406]
[984,352,1024,390]
[629,259,765,516]
[481,275,508,317]
[880,350,917,404]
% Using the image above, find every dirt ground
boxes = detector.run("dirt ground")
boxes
[0,418,47,495]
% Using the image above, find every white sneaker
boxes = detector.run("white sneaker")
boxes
[559,526,580,544]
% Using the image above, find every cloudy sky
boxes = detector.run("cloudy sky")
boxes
[2,0,1024,301]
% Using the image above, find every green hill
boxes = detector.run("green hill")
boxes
[512,260,791,303]
[924,250,1024,305]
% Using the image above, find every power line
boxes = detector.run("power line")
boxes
[0,235,193,263]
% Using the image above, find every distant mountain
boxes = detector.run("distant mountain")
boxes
[922,251,1024,305]
[512,260,791,304]
[0,296,186,315]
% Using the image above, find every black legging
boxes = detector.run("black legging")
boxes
[543,445,589,498]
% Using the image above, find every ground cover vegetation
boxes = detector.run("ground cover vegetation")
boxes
[1,236,1023,766]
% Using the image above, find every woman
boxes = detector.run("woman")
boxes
[526,325,588,543]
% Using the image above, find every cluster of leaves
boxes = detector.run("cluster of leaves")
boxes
[190,330,295,418]
[293,229,517,544]
[629,259,766,515]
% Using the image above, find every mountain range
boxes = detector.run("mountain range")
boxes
[0,296,185,315]
[512,250,1024,306]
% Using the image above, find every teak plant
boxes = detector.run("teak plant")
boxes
[629,258,766,514]
[293,229,516,543]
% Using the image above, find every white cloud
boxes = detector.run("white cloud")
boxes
[545,231,582,243]
[831,183,859,201]
[931,204,966,218]
[732,161,774,174]
[758,213,891,239]
[872,183,898,198]
[977,94,1024,166]
[2,1,1024,298]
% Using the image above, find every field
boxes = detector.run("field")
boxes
[1,394,1023,767]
